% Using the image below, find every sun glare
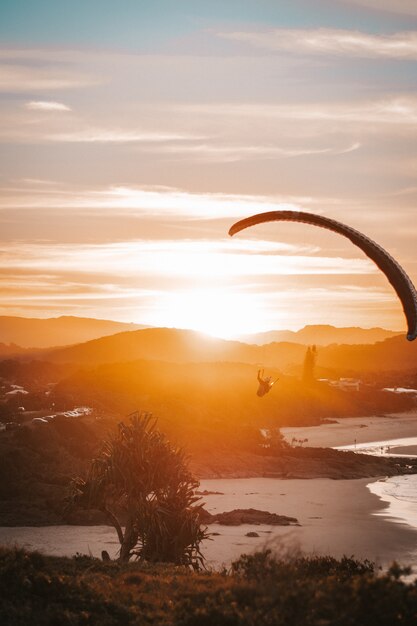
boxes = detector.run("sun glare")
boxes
[153,289,264,339]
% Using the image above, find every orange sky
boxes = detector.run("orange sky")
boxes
[1,1,416,337]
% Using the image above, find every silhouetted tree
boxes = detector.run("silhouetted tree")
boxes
[302,345,317,385]
[69,411,208,566]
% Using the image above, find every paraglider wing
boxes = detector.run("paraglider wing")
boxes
[229,210,417,341]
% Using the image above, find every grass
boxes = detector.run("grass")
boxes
[1,546,417,625]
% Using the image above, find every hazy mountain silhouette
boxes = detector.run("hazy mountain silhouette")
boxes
[0,343,29,357]
[1,315,400,350]
[317,335,417,373]
[240,325,400,346]
[0,316,148,348]
[44,327,304,368]
[37,327,417,375]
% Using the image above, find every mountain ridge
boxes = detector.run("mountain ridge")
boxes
[0,315,148,348]
[30,326,417,375]
[240,325,400,346]
[0,315,401,350]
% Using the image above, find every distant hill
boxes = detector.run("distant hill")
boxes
[34,327,417,377]
[42,327,306,369]
[0,316,401,352]
[240,325,401,346]
[0,343,29,357]
[318,335,417,374]
[0,316,148,348]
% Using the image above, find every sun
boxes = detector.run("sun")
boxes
[154,289,265,340]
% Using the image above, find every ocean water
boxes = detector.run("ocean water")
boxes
[1,477,417,570]
[368,475,417,530]
[2,418,417,569]
[335,436,417,458]
[334,436,417,533]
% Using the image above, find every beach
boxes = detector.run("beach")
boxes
[199,476,417,569]
[281,412,417,451]
[1,412,417,570]
[1,475,417,571]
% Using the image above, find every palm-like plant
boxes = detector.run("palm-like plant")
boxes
[69,411,208,565]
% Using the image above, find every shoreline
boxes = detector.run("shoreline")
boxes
[199,477,417,569]
[368,476,417,530]
[281,412,417,450]
[1,476,417,570]
[1,414,417,569]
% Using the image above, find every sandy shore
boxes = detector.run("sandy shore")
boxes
[281,412,417,449]
[198,477,417,570]
[2,414,416,570]
[2,476,416,570]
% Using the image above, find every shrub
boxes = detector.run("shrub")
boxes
[69,411,208,566]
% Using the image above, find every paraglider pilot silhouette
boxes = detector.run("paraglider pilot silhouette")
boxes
[257,369,279,397]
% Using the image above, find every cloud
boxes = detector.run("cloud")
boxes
[0,238,375,280]
[0,182,313,218]
[25,101,71,112]
[0,64,100,92]
[0,108,205,144]
[45,129,200,143]
[17,178,64,186]
[334,0,417,17]
[178,98,417,126]
[151,142,361,162]
[0,238,381,333]
[218,28,417,60]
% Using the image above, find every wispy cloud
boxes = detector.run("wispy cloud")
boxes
[17,178,64,186]
[0,239,384,334]
[0,183,313,218]
[0,239,374,279]
[219,28,417,60]
[0,64,100,92]
[178,98,417,126]
[151,142,361,162]
[25,101,71,112]
[0,112,204,144]
[46,129,200,143]
[334,0,417,18]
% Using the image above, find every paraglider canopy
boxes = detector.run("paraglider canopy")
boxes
[229,210,417,342]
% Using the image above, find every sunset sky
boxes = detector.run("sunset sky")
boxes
[1,0,416,338]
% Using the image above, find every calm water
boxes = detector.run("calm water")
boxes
[336,436,417,457]
[368,475,417,530]
[2,477,417,570]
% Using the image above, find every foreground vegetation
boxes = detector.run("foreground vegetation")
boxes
[70,412,207,565]
[1,546,417,625]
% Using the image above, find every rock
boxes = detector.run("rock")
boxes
[246,531,260,537]
[199,507,299,526]
[198,508,216,524]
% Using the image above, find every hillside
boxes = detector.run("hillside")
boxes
[0,343,30,358]
[241,325,400,346]
[52,359,414,439]
[0,316,402,352]
[317,335,417,375]
[40,328,417,378]
[0,316,147,349]
[43,327,305,368]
